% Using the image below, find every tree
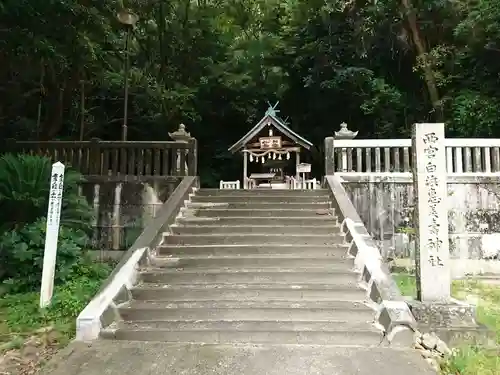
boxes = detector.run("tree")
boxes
[2,0,500,185]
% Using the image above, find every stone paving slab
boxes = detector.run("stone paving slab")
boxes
[40,341,437,375]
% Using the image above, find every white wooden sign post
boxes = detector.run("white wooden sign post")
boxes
[297,163,311,189]
[40,161,65,308]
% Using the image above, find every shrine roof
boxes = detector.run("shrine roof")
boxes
[228,105,313,153]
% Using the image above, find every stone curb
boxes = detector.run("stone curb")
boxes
[325,175,418,346]
[76,246,149,341]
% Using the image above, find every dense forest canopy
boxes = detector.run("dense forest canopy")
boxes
[1,0,500,184]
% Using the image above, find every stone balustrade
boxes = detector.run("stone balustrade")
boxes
[330,138,500,175]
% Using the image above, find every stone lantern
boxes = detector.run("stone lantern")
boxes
[169,124,193,175]
[334,122,358,172]
[169,123,193,143]
[334,122,358,140]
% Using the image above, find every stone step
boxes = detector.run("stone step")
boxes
[192,195,331,203]
[163,234,343,246]
[139,269,358,285]
[186,202,330,210]
[188,208,334,218]
[157,244,349,258]
[130,284,367,302]
[170,225,341,235]
[196,189,329,197]
[119,300,375,322]
[113,319,375,331]
[150,256,353,269]
[176,216,338,226]
[102,321,382,345]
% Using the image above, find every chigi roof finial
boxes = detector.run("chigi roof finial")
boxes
[265,101,280,117]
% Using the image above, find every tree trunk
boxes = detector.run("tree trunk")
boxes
[158,1,166,77]
[401,0,443,122]
[41,65,79,140]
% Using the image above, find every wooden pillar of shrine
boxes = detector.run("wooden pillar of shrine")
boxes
[243,150,248,189]
[295,151,300,181]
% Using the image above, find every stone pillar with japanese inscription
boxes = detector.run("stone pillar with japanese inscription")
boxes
[412,123,451,302]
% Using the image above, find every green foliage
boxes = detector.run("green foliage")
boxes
[397,226,416,235]
[392,273,417,297]
[0,153,93,233]
[0,218,90,293]
[2,0,500,184]
[394,274,500,374]
[442,346,500,375]
[0,260,113,342]
[448,90,500,137]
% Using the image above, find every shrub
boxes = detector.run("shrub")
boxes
[0,260,113,341]
[0,218,90,293]
[0,153,93,234]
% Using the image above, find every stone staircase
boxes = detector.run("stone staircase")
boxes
[102,189,386,345]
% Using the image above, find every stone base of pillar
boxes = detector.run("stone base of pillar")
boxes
[406,299,494,347]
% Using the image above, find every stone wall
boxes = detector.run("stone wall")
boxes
[343,177,500,276]
[80,180,178,251]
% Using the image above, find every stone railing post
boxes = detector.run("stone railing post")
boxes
[169,123,193,176]
[324,137,335,175]
[332,122,358,173]
[188,138,198,176]
[89,137,102,176]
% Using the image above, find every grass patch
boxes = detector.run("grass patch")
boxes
[0,260,114,351]
[393,273,500,375]
[393,273,417,297]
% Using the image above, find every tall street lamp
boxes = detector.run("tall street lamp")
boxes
[117,8,139,141]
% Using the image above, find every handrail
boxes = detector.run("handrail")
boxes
[11,140,194,147]
[328,137,500,174]
[6,138,198,178]
[336,172,500,183]
[333,138,500,148]
[324,175,417,344]
[76,176,199,341]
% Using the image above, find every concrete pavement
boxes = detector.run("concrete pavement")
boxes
[41,341,437,375]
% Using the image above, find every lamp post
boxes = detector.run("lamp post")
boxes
[117,8,139,141]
